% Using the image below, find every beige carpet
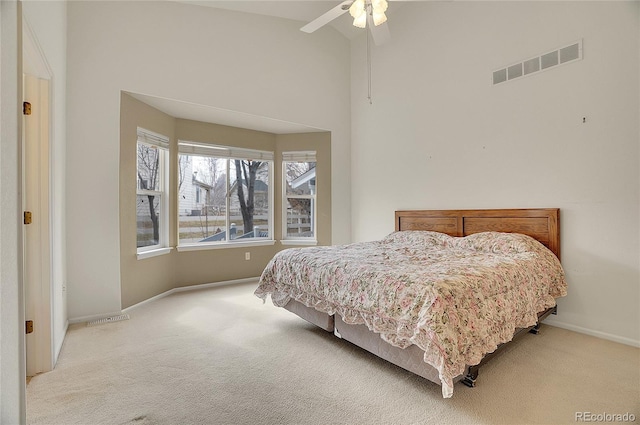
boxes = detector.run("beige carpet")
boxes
[27,281,639,425]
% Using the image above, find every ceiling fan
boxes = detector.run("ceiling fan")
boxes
[300,0,391,45]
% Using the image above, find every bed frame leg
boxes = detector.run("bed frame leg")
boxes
[529,305,557,335]
[461,365,479,388]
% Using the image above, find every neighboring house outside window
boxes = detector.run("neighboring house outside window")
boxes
[136,128,169,254]
[177,141,274,247]
[178,157,213,217]
[283,151,316,243]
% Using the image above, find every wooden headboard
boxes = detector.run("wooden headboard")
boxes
[395,209,560,260]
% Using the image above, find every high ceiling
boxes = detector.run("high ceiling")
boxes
[176,1,406,40]
[133,1,408,133]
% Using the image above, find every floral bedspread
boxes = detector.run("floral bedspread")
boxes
[254,231,567,398]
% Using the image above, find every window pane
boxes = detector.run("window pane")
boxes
[137,143,160,191]
[286,162,316,196]
[229,160,270,239]
[286,198,313,238]
[137,194,161,247]
[178,154,228,244]
[177,152,272,244]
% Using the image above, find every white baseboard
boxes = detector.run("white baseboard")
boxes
[543,317,640,348]
[122,277,260,314]
[68,278,260,323]
[53,320,69,366]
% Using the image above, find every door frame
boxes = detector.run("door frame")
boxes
[22,15,53,377]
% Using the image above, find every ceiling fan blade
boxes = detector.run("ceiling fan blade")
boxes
[367,15,391,46]
[300,1,353,33]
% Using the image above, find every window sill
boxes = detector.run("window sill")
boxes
[177,239,276,252]
[137,247,173,260]
[280,239,318,246]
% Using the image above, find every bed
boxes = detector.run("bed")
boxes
[255,208,567,398]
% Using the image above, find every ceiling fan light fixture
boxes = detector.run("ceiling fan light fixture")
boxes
[371,0,388,13]
[353,11,367,28]
[349,0,388,29]
[349,0,365,19]
[372,11,387,26]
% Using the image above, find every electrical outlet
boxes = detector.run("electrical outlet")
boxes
[245,252,250,261]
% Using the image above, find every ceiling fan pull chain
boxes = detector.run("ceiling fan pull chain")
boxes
[367,25,373,105]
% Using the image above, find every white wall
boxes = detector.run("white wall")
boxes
[351,1,639,345]
[0,1,25,422]
[22,0,68,367]
[66,1,351,319]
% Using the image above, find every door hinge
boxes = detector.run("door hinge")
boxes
[23,101,32,116]
[24,211,32,225]
[26,320,34,334]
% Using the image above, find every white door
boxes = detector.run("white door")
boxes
[23,72,53,377]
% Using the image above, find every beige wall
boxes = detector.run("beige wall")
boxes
[120,93,177,308]
[120,93,331,308]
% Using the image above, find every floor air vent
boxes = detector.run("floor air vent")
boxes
[87,314,130,327]
[493,39,582,85]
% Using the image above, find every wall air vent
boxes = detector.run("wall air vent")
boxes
[493,39,582,85]
[541,50,559,70]
[87,314,130,327]
[523,57,540,75]
[493,68,507,84]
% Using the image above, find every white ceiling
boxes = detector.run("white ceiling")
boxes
[131,1,407,134]
[177,0,407,40]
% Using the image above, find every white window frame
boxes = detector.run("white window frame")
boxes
[176,141,275,251]
[282,151,317,246]
[136,128,171,259]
